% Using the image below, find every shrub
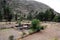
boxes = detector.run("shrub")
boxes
[31,19,44,32]
[31,19,39,29]
[9,35,14,40]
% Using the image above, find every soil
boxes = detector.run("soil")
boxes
[23,22,60,40]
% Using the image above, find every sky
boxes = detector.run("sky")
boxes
[35,0,60,13]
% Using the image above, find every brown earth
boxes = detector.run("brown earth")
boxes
[0,22,60,40]
[23,22,60,40]
[0,28,22,40]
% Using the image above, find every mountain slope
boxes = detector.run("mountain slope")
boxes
[6,0,50,13]
[0,0,58,16]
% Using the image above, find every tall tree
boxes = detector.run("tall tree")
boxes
[2,0,13,21]
[27,10,34,20]
[53,14,60,22]
[35,12,44,21]
[49,9,55,21]
[0,11,3,21]
[44,9,55,21]
[15,13,18,21]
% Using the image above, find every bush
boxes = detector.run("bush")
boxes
[31,19,39,29]
[31,19,44,32]
[9,35,14,40]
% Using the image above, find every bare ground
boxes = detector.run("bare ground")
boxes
[0,28,22,40]
[0,22,60,40]
[23,22,60,40]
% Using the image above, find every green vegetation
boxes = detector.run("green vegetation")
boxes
[27,9,60,22]
[0,11,3,21]
[27,10,34,20]
[35,12,44,21]
[53,15,60,22]
[35,9,55,21]
[30,19,44,32]
[0,0,13,22]
[9,35,14,40]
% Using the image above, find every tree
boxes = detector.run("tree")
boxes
[48,9,55,21]
[50,9,55,21]
[0,11,3,21]
[35,9,55,21]
[15,13,18,21]
[53,15,60,22]
[27,10,34,20]
[44,9,55,21]
[35,12,44,21]
[6,7,13,21]
[2,0,13,22]
[44,9,49,21]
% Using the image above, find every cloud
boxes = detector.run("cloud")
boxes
[35,0,60,13]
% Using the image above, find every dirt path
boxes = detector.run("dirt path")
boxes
[23,23,60,40]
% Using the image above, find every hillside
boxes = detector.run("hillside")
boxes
[0,0,60,22]
[0,0,58,15]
